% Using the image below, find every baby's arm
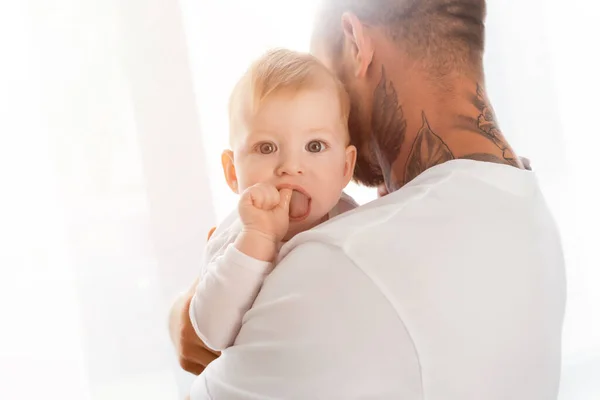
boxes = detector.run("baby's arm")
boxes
[190,184,290,351]
[189,231,277,351]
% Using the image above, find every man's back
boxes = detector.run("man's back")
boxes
[192,159,565,400]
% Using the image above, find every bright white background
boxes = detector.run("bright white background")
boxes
[0,0,597,399]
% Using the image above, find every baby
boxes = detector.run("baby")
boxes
[189,48,358,352]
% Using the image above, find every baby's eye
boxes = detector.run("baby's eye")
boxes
[306,140,326,153]
[258,142,276,154]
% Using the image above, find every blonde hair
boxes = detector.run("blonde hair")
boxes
[228,48,350,144]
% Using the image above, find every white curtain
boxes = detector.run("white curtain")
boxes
[0,0,597,399]
[1,0,213,399]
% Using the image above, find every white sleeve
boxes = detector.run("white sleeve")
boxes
[190,242,416,400]
[189,243,273,351]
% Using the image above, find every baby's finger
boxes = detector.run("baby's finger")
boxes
[249,186,267,209]
[269,185,283,208]
[239,187,254,208]
[277,188,293,213]
[256,183,279,209]
[246,184,273,210]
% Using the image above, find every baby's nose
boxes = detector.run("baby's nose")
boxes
[276,156,304,176]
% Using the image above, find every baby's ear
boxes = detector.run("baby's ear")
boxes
[221,150,238,193]
[343,145,357,185]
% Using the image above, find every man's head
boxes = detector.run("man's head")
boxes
[223,49,357,237]
[311,0,487,186]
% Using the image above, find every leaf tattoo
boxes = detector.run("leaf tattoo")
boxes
[404,112,455,184]
[371,66,407,186]
[473,85,518,166]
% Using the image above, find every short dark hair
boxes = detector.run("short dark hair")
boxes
[315,0,486,75]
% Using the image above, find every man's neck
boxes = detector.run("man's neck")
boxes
[370,66,523,192]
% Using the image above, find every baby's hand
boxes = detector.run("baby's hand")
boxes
[238,183,292,243]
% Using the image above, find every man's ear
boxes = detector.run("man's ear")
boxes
[341,12,374,78]
[221,150,239,193]
[343,145,358,185]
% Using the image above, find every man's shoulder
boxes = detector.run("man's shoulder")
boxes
[287,171,453,240]
[281,159,548,262]
[213,237,421,400]
[276,187,429,264]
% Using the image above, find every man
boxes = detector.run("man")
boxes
[170,0,566,398]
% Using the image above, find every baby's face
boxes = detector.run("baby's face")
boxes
[229,86,356,238]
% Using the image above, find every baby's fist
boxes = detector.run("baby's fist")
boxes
[238,183,292,242]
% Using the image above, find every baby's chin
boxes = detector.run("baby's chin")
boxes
[282,213,329,242]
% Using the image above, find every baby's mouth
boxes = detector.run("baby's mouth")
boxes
[289,190,311,222]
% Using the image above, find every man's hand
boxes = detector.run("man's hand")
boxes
[169,279,220,375]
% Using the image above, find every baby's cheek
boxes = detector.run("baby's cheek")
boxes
[235,163,270,190]
[314,183,344,213]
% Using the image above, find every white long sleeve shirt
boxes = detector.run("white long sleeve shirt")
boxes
[189,192,358,351]
[190,159,566,400]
